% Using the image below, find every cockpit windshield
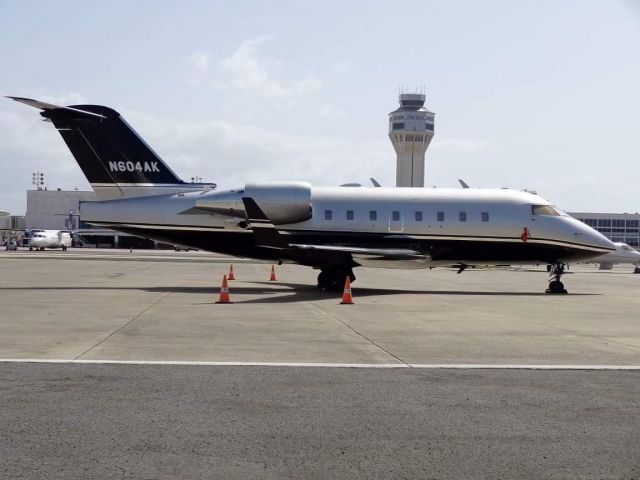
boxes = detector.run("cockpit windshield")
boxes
[531,205,561,216]
[622,244,634,251]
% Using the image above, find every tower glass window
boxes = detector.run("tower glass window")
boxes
[392,122,405,130]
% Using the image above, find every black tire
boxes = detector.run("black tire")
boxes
[317,271,328,289]
[546,280,568,294]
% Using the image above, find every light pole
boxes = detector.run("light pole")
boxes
[32,171,45,190]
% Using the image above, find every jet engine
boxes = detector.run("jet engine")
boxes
[195,181,313,225]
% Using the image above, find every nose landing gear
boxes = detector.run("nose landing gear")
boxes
[546,262,568,294]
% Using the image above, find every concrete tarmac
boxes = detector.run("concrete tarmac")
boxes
[0,251,639,365]
[1,251,640,478]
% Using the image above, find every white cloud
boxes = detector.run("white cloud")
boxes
[186,51,211,87]
[124,109,392,190]
[188,36,324,98]
[317,104,348,119]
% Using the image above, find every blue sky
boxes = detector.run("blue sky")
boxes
[1,0,639,214]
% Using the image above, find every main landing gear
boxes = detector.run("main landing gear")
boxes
[317,266,356,292]
[546,262,568,294]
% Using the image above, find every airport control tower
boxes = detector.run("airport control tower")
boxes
[388,92,435,187]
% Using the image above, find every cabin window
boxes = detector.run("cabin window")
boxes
[481,212,489,222]
[459,212,467,222]
[437,211,445,222]
[324,210,332,220]
[415,211,423,221]
[346,210,354,220]
[392,211,400,221]
[369,210,377,221]
[531,205,560,216]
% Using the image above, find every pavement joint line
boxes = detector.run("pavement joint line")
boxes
[308,301,410,366]
[2,359,640,370]
[71,287,176,361]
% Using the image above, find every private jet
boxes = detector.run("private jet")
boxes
[9,96,615,293]
[588,242,640,271]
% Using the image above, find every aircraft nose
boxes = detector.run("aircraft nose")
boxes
[575,220,616,251]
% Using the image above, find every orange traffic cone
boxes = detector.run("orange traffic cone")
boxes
[269,265,277,281]
[228,264,236,280]
[216,274,233,304]
[340,277,354,305]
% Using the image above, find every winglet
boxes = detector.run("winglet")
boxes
[242,198,289,249]
[6,96,107,118]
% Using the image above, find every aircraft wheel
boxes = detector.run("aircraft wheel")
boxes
[545,279,568,294]
[318,267,356,292]
[29,246,33,251]
[317,271,328,289]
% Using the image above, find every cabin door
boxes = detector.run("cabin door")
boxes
[388,209,404,233]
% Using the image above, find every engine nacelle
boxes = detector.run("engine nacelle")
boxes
[195,181,312,225]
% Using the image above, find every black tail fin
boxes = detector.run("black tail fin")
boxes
[8,97,198,200]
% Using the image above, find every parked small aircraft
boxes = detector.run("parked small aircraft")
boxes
[10,96,615,293]
[589,242,640,271]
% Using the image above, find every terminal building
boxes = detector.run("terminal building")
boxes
[568,212,640,247]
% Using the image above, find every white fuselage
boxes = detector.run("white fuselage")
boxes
[79,184,615,267]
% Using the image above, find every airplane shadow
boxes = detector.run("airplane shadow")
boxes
[0,281,598,304]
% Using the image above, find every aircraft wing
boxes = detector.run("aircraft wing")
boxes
[287,243,425,260]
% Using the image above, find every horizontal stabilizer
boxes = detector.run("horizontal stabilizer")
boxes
[6,96,107,118]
